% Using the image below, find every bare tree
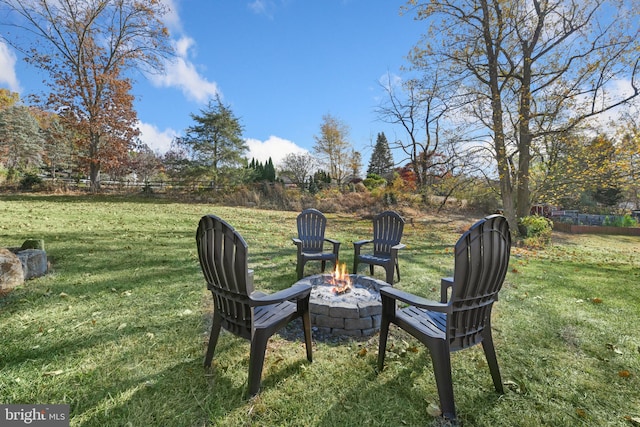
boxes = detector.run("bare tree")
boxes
[377,71,465,188]
[0,0,173,192]
[348,149,363,181]
[313,114,352,186]
[279,152,317,190]
[405,0,640,232]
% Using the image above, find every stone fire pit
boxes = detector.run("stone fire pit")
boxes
[295,274,390,337]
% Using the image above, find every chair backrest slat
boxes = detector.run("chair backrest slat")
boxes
[449,215,511,351]
[372,211,405,256]
[297,208,327,253]
[197,215,254,339]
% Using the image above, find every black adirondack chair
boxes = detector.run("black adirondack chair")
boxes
[353,211,406,284]
[196,214,313,396]
[292,208,341,279]
[377,214,511,420]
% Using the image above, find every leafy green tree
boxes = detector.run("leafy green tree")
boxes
[0,105,44,180]
[247,157,276,182]
[264,158,276,182]
[176,95,248,186]
[367,132,394,179]
[615,109,640,210]
[533,132,624,212]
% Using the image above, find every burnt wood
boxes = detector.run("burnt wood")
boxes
[377,214,511,420]
[197,214,313,396]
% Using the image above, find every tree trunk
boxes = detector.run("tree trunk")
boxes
[89,162,101,193]
[479,0,518,234]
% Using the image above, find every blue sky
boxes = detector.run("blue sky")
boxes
[0,0,425,168]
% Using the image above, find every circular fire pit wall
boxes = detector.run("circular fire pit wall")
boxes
[296,274,389,337]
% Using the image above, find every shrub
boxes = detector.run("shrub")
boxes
[519,215,553,247]
[362,173,386,191]
[603,214,638,227]
[20,172,43,191]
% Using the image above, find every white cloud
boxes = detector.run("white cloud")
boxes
[0,41,21,93]
[137,121,179,154]
[152,2,220,104]
[246,136,308,168]
[150,36,220,103]
[160,0,182,33]
[173,35,194,57]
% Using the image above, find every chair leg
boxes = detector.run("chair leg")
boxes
[204,312,222,367]
[385,265,394,285]
[430,342,456,420]
[395,258,401,282]
[302,310,313,362]
[248,331,269,396]
[297,259,305,280]
[369,264,374,275]
[482,328,504,393]
[377,315,391,371]
[321,260,326,273]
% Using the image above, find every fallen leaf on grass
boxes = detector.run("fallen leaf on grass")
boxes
[592,297,603,304]
[606,343,623,354]
[426,403,442,417]
[618,370,631,378]
[624,416,640,425]
[117,323,127,331]
[357,347,367,357]
[43,370,64,376]
[576,408,586,418]
[504,380,524,393]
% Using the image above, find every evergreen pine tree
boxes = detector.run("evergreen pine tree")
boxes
[265,157,276,182]
[367,132,394,178]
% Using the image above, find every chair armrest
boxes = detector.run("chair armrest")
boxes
[325,238,341,253]
[391,243,406,251]
[353,239,372,249]
[440,277,453,303]
[250,283,312,307]
[292,238,302,246]
[353,239,372,258]
[380,286,451,313]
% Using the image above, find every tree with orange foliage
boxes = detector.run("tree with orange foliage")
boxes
[1,0,173,191]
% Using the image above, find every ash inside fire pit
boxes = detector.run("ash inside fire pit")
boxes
[296,274,390,338]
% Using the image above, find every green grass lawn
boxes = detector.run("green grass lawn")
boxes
[1,195,639,426]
